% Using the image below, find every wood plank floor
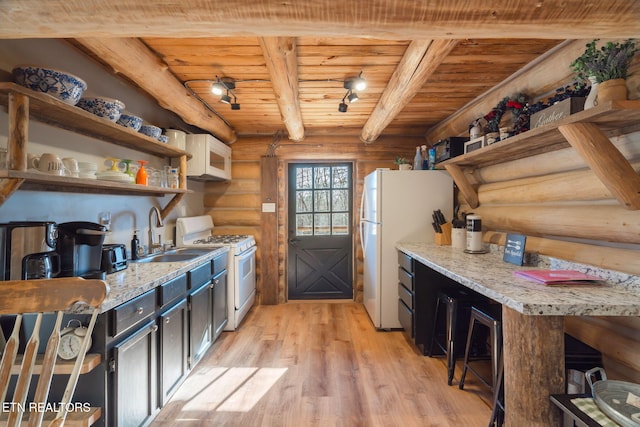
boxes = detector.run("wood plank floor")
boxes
[151,303,494,426]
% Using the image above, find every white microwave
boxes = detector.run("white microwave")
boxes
[184,134,232,181]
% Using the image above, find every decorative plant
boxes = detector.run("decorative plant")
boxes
[571,39,638,83]
[394,156,409,165]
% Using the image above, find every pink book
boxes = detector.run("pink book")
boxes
[514,270,606,285]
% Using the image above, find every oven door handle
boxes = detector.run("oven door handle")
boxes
[238,246,257,257]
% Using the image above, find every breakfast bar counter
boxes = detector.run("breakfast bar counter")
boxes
[396,242,640,426]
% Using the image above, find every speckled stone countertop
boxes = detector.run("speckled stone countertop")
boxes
[99,247,229,313]
[396,242,640,316]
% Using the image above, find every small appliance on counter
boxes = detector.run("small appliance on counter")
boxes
[22,251,60,279]
[101,243,128,274]
[56,221,108,279]
[0,221,58,280]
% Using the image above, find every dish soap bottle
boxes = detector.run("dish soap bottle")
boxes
[136,160,148,185]
[413,146,422,170]
[131,230,140,260]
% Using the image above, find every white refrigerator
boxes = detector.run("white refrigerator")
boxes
[360,169,453,329]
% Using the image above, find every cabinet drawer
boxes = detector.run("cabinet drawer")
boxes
[112,290,156,337]
[159,274,188,308]
[188,261,213,289]
[398,283,413,309]
[213,252,228,276]
[398,299,413,338]
[397,251,413,273]
[398,266,413,291]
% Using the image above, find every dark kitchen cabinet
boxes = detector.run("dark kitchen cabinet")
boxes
[158,298,189,406]
[397,251,414,338]
[113,320,158,427]
[212,268,228,341]
[398,250,464,356]
[81,254,227,427]
[188,280,213,368]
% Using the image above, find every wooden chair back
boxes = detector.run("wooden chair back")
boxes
[0,277,107,427]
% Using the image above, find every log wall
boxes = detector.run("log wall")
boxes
[203,134,419,305]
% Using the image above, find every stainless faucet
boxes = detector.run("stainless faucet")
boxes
[148,206,164,254]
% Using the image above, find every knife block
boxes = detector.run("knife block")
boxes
[434,222,452,245]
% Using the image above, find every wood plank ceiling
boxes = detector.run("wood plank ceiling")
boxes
[2,0,639,144]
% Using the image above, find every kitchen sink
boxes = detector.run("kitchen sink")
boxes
[132,248,214,263]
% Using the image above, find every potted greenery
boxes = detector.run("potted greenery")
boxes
[394,156,411,170]
[571,39,638,105]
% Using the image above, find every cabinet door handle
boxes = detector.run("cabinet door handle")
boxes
[151,325,158,332]
[165,317,171,324]
[213,279,219,285]
[136,307,144,315]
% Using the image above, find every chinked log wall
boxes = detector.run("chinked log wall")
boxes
[426,41,640,383]
[203,135,419,306]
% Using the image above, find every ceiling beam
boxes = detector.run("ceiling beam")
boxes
[360,39,459,144]
[73,38,236,143]
[1,1,639,39]
[259,37,305,142]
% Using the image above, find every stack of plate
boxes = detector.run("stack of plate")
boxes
[78,162,98,179]
[96,170,131,182]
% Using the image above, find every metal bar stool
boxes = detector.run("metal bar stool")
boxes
[429,289,485,386]
[459,304,503,391]
[488,354,505,427]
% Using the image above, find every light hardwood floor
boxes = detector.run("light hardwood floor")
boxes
[151,302,493,426]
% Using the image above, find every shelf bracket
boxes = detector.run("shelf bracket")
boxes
[559,122,640,210]
[444,164,479,209]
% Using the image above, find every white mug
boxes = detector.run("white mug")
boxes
[33,153,65,175]
[62,157,79,177]
[398,164,413,171]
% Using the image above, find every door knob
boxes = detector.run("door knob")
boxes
[288,238,299,245]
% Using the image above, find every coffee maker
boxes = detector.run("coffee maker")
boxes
[0,221,59,280]
[56,222,108,279]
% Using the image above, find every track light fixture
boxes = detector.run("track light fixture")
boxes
[338,92,349,112]
[208,77,240,109]
[344,72,366,92]
[339,72,365,112]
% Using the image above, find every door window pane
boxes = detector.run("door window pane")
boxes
[332,189,348,211]
[296,214,313,235]
[296,168,313,189]
[314,190,330,212]
[332,166,349,188]
[296,190,313,213]
[332,213,349,235]
[314,214,330,235]
[314,167,331,189]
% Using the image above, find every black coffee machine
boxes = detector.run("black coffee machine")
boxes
[56,222,108,279]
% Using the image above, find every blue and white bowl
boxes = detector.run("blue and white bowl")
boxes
[158,135,169,143]
[77,96,125,122]
[12,65,87,106]
[116,112,143,131]
[139,124,162,139]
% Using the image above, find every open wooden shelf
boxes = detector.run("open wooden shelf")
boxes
[0,83,191,160]
[0,170,192,197]
[0,82,192,218]
[10,353,101,376]
[440,100,640,210]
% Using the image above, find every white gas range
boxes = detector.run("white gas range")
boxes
[176,215,257,331]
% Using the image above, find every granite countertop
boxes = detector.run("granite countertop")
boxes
[99,246,229,313]
[396,242,640,316]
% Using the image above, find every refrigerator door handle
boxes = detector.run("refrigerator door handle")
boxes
[359,187,366,258]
